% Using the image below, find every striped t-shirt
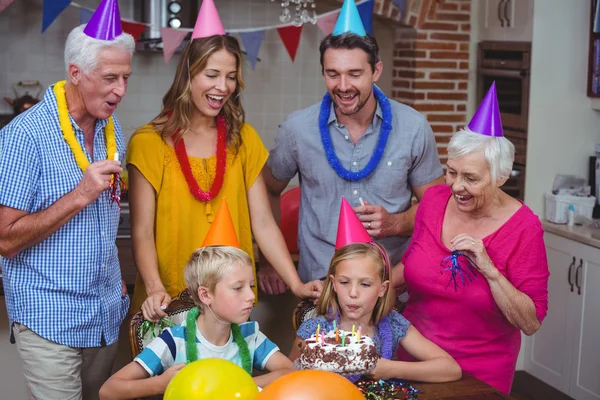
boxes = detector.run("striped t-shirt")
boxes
[135,320,279,376]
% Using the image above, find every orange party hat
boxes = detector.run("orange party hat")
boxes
[202,198,240,248]
[335,197,372,249]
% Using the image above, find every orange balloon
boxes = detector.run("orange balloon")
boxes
[257,370,364,400]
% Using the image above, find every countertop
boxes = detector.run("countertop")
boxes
[542,219,600,249]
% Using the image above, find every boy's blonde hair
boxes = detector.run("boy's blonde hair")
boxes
[316,243,395,325]
[184,246,252,313]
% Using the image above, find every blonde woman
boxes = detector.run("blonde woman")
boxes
[127,35,322,321]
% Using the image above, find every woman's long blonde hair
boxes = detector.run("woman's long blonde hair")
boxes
[316,243,395,325]
[152,35,245,153]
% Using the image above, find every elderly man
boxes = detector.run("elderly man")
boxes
[0,1,134,398]
[260,0,444,293]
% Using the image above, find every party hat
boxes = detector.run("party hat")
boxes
[467,81,504,137]
[202,199,240,248]
[332,0,367,37]
[335,197,372,249]
[192,0,226,39]
[83,0,123,41]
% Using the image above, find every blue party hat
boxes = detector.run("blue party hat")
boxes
[332,0,367,37]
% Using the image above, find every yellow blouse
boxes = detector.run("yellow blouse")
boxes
[126,123,269,312]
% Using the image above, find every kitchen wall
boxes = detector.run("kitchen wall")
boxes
[0,0,394,159]
[525,0,600,215]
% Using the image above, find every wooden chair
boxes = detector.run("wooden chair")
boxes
[129,288,195,359]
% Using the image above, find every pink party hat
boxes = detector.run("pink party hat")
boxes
[335,197,372,249]
[192,0,226,39]
[83,0,123,41]
[467,81,504,137]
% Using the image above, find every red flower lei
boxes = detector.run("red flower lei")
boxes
[173,115,227,202]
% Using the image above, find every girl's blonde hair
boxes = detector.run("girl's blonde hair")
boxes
[184,246,252,313]
[152,35,245,153]
[316,243,395,325]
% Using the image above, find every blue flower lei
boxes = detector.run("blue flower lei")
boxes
[319,85,393,181]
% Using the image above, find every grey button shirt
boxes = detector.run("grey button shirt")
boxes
[268,97,443,282]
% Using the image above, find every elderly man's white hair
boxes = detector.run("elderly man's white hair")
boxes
[447,128,515,185]
[64,25,135,79]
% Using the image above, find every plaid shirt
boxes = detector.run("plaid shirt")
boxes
[0,83,128,348]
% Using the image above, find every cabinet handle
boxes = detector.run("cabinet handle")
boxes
[575,259,583,295]
[504,0,511,27]
[498,0,505,27]
[568,256,575,292]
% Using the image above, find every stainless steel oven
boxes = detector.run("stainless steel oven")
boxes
[477,41,531,132]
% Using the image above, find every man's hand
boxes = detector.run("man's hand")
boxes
[353,200,399,238]
[141,290,172,322]
[121,279,127,298]
[257,264,289,295]
[291,280,324,300]
[74,160,122,205]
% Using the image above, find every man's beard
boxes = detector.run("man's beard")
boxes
[332,90,371,116]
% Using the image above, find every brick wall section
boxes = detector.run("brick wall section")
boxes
[346,0,473,163]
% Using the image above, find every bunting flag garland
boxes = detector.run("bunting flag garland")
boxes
[78,7,93,24]
[357,0,375,35]
[0,0,14,14]
[161,27,189,64]
[277,25,303,62]
[239,30,265,70]
[33,0,403,68]
[42,0,71,32]
[121,20,146,42]
[315,12,339,36]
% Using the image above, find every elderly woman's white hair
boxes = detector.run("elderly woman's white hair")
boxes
[64,25,135,79]
[447,128,515,185]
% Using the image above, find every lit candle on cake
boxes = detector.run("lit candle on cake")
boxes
[342,332,346,347]
[316,323,320,338]
[358,326,362,341]
[352,324,355,336]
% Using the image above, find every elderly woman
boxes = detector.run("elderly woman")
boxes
[395,84,549,394]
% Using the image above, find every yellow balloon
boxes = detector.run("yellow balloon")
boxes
[164,358,258,400]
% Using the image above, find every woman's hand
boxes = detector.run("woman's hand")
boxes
[450,233,499,280]
[141,290,172,322]
[365,358,396,381]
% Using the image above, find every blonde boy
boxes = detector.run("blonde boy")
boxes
[100,246,294,400]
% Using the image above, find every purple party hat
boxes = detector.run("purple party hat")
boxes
[83,0,123,41]
[467,81,504,137]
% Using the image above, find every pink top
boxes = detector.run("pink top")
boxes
[397,185,549,393]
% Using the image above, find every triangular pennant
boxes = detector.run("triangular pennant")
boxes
[277,25,303,62]
[161,27,189,64]
[316,12,338,36]
[42,0,71,33]
[336,197,372,249]
[202,199,240,248]
[78,7,94,25]
[121,20,146,42]
[239,30,265,70]
[357,0,375,35]
[0,0,14,14]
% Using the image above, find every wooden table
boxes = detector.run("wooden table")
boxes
[404,373,516,399]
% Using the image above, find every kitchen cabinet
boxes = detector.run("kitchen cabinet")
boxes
[524,232,600,400]
[479,0,534,42]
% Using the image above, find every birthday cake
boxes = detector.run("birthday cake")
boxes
[296,329,378,375]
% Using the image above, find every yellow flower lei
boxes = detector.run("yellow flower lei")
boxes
[53,80,117,172]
